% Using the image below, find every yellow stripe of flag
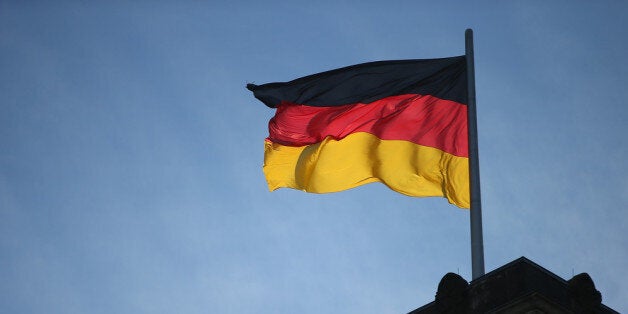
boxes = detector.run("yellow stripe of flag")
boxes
[263,132,470,208]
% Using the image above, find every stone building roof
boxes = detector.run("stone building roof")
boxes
[408,257,618,314]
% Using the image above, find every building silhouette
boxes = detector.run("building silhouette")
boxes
[408,257,618,313]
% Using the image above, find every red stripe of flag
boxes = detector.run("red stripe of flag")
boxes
[269,94,468,157]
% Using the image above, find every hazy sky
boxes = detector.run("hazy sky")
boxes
[1,1,627,313]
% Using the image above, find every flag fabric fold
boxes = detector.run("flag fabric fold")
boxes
[248,56,470,208]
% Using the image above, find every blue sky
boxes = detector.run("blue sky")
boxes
[1,1,627,313]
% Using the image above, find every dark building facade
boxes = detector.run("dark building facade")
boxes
[409,257,618,314]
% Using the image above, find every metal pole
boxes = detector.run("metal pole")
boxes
[465,28,485,280]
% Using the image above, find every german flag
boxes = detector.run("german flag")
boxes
[247,56,470,208]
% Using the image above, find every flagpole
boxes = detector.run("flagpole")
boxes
[465,28,485,280]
